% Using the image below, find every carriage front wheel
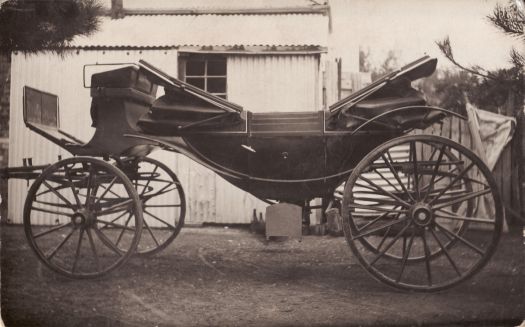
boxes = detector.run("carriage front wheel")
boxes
[24,157,143,278]
[342,134,503,291]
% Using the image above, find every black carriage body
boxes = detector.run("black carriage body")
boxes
[168,119,400,202]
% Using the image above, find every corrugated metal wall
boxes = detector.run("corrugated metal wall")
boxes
[9,51,324,225]
[227,55,319,112]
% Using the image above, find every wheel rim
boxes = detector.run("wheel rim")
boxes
[24,157,143,278]
[125,157,186,256]
[342,135,503,291]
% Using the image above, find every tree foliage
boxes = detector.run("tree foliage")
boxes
[435,0,524,115]
[0,0,103,54]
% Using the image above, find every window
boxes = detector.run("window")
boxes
[179,54,227,99]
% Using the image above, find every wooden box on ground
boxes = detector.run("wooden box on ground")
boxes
[265,203,302,240]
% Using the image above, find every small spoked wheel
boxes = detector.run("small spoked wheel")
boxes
[342,135,503,291]
[24,157,143,279]
[125,157,185,256]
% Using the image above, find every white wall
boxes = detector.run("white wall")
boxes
[227,54,320,112]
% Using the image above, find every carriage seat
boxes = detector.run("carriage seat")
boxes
[337,94,445,131]
[351,95,426,118]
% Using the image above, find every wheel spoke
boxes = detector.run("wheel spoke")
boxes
[97,219,136,231]
[422,144,446,202]
[410,141,421,200]
[42,180,74,208]
[31,206,72,217]
[71,228,85,273]
[382,152,415,202]
[95,177,118,205]
[351,217,409,241]
[432,188,491,210]
[357,175,411,207]
[434,209,495,224]
[435,222,485,256]
[421,230,432,286]
[369,221,412,266]
[64,164,82,206]
[115,213,133,248]
[45,226,78,260]
[33,222,73,239]
[396,228,416,282]
[98,183,122,199]
[144,210,176,229]
[357,207,400,232]
[142,186,177,201]
[373,168,401,193]
[420,165,460,193]
[94,227,123,256]
[348,203,407,214]
[351,196,402,207]
[429,227,461,277]
[97,199,134,216]
[140,165,158,196]
[84,165,94,207]
[99,209,130,230]
[143,218,160,247]
[429,162,475,205]
[376,226,392,252]
[86,228,101,273]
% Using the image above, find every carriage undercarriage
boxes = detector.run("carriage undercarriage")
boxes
[2,56,504,292]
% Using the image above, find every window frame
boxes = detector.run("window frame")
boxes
[178,53,228,99]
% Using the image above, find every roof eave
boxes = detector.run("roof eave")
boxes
[104,5,330,16]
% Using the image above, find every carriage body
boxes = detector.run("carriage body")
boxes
[8,56,504,291]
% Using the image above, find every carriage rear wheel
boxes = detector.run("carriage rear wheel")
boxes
[342,135,503,291]
[125,157,186,256]
[24,157,143,278]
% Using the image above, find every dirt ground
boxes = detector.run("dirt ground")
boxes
[1,224,524,327]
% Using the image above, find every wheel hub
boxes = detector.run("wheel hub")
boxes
[410,203,433,227]
[71,210,95,227]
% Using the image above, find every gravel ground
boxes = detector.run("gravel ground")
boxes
[1,225,524,327]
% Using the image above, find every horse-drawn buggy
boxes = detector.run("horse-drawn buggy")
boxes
[3,56,503,291]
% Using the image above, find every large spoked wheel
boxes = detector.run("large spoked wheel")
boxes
[125,157,186,256]
[24,157,143,279]
[342,135,503,291]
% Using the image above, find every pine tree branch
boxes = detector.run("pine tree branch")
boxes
[487,3,525,39]
[435,37,495,80]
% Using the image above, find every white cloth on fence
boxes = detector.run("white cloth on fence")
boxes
[466,102,516,170]
[465,102,516,229]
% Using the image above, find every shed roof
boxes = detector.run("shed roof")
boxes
[71,14,329,49]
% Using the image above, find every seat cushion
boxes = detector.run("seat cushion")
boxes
[352,96,426,119]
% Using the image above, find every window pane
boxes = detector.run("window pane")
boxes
[186,60,205,76]
[207,77,226,93]
[207,60,226,76]
[186,77,205,90]
[215,94,227,99]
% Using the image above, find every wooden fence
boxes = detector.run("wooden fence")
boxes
[413,112,521,226]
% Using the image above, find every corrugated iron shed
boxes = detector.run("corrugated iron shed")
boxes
[72,14,329,49]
